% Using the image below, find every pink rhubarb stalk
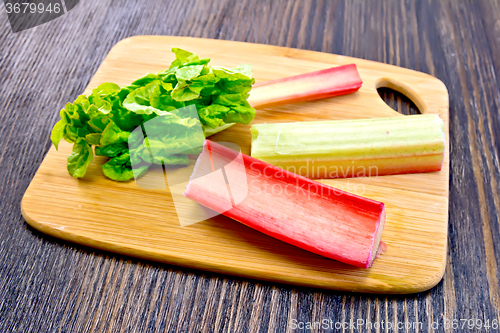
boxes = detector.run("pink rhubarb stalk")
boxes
[248,64,363,108]
[184,140,386,268]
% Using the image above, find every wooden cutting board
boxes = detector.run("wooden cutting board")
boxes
[21,36,449,294]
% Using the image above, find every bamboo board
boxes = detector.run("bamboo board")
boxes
[21,36,449,293]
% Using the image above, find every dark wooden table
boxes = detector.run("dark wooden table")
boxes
[1,1,500,332]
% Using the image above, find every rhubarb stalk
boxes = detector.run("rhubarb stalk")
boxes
[184,140,386,268]
[250,114,445,179]
[248,64,363,108]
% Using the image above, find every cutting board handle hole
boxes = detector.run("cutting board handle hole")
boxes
[376,78,424,115]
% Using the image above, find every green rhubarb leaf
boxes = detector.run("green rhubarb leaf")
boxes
[175,65,205,81]
[67,139,93,179]
[123,81,166,115]
[50,47,256,182]
[100,120,130,146]
[92,82,121,97]
[213,65,253,80]
[95,142,129,158]
[102,152,137,181]
[171,83,201,102]
[50,119,67,150]
[85,133,102,146]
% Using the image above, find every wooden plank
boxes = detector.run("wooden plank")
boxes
[21,36,449,293]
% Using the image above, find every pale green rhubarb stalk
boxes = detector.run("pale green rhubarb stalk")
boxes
[207,64,363,136]
[251,114,445,179]
[184,140,386,268]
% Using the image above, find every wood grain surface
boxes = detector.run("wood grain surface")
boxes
[1,0,499,332]
[21,36,450,294]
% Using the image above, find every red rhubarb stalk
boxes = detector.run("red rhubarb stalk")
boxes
[248,64,363,108]
[184,140,386,268]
